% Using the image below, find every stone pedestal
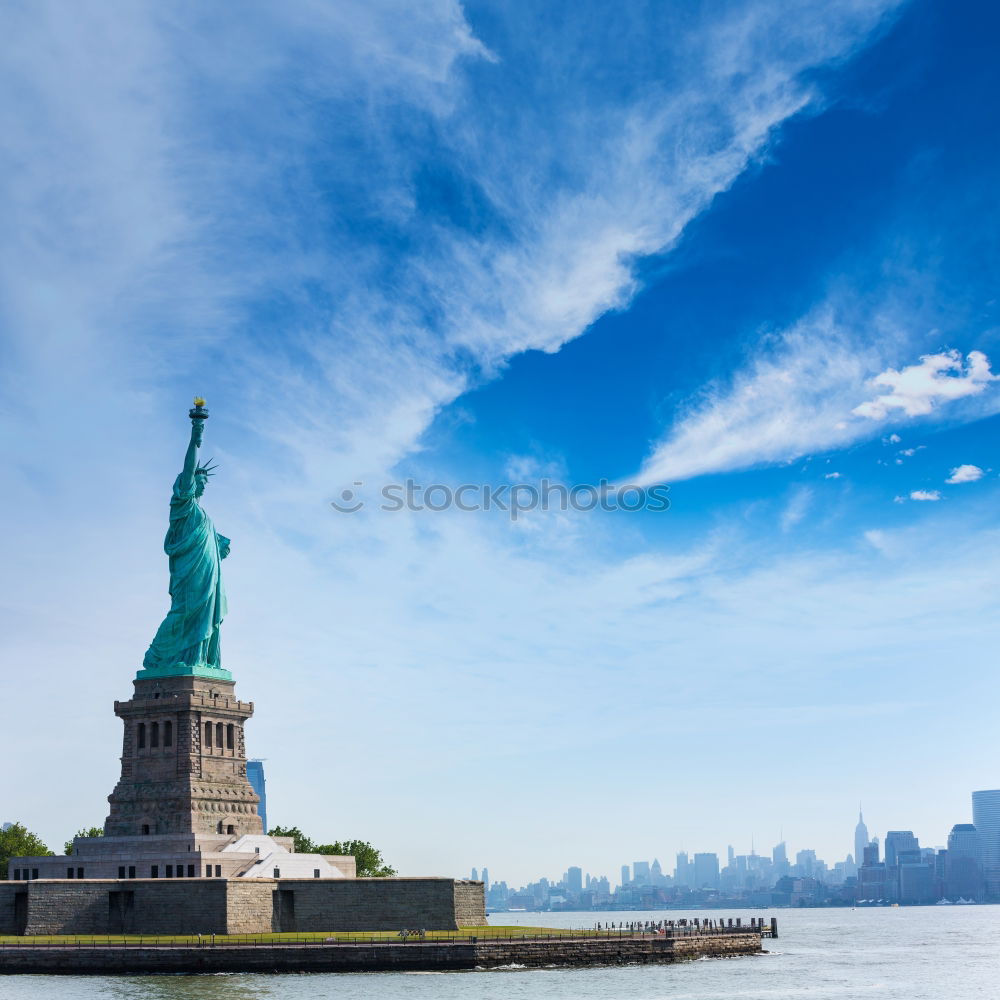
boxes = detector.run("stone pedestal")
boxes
[105,674,264,838]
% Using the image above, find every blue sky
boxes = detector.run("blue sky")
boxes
[2,0,999,885]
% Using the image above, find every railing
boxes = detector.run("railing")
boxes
[0,921,775,948]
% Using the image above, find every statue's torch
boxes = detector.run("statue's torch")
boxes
[190,396,210,421]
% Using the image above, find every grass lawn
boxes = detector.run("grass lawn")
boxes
[0,926,624,946]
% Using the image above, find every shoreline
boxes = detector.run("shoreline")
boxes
[0,930,766,975]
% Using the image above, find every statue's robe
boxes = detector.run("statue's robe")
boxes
[143,474,229,671]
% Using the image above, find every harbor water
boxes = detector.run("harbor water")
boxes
[2,905,997,999]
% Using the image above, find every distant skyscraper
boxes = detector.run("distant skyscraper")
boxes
[620,864,631,887]
[795,849,817,877]
[898,860,934,903]
[946,824,983,900]
[772,841,788,870]
[855,809,869,864]
[727,845,735,865]
[674,852,689,885]
[693,853,719,889]
[632,860,651,884]
[482,867,490,891]
[972,790,1000,896]
[651,858,662,880]
[471,867,479,881]
[946,825,979,861]
[566,866,583,893]
[885,831,919,867]
[246,760,267,833]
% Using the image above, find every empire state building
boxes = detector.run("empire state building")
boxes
[855,808,870,864]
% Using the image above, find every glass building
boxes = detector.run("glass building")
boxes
[946,823,983,900]
[972,790,1000,898]
[246,760,267,833]
[884,831,918,867]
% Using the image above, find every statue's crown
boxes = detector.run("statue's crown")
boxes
[196,458,219,477]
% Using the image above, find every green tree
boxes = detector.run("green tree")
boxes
[267,826,396,877]
[64,826,104,856]
[267,825,316,854]
[0,823,53,879]
[317,840,397,878]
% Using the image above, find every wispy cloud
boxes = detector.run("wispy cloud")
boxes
[781,486,814,531]
[3,0,906,488]
[909,489,941,501]
[634,305,886,484]
[634,304,1000,486]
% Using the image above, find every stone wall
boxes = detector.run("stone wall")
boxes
[16,880,230,935]
[471,932,762,967]
[275,878,481,932]
[0,883,22,935]
[224,880,272,934]
[669,932,762,960]
[20,881,110,935]
[3,877,484,935]
[454,880,487,926]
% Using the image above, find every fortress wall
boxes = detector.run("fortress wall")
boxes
[224,880,272,933]
[20,881,110,935]
[454,881,487,926]
[0,883,22,935]
[127,880,229,935]
[274,878,475,932]
[4,878,483,935]
[18,880,230,935]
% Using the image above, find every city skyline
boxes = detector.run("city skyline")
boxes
[472,790,999,901]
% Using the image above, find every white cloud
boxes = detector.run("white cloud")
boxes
[853,350,997,420]
[825,471,842,479]
[946,464,983,484]
[635,322,999,485]
[909,489,941,501]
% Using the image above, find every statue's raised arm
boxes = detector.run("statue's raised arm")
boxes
[178,408,206,492]
[140,398,230,679]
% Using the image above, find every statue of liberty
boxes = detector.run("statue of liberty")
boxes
[142,399,231,677]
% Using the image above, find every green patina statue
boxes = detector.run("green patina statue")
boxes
[139,399,232,680]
